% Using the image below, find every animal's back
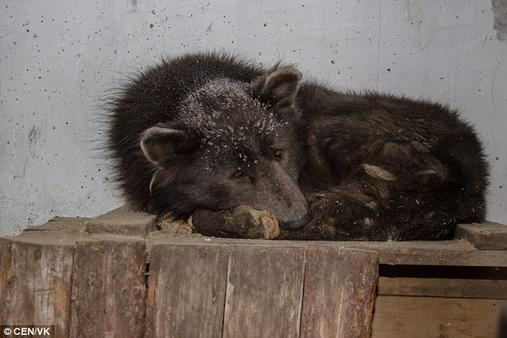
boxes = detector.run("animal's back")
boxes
[298,83,488,239]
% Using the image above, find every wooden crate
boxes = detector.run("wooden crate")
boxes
[0,211,378,338]
[1,207,506,337]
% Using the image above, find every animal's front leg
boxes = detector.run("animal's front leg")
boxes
[191,205,280,239]
[305,172,393,240]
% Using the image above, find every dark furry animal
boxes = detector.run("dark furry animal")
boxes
[106,52,488,240]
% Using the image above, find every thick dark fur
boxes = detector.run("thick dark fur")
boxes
[106,52,488,240]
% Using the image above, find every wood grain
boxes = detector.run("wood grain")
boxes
[0,237,13,324]
[5,213,505,338]
[85,205,157,236]
[0,238,74,337]
[25,216,89,233]
[148,234,507,267]
[372,296,507,338]
[378,276,507,299]
[69,240,146,338]
[456,222,507,250]
[300,246,378,338]
[222,245,306,338]
[145,244,229,338]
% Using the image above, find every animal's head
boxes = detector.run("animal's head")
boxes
[140,65,310,229]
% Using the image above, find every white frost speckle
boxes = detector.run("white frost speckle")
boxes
[176,78,288,170]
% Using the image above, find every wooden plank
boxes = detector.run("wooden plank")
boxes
[0,237,13,324]
[144,244,229,338]
[147,235,507,267]
[378,276,507,299]
[300,246,378,338]
[13,229,87,246]
[85,205,157,236]
[69,240,146,338]
[456,222,507,250]
[0,237,74,337]
[372,296,506,338]
[222,246,306,338]
[25,216,89,232]
[346,240,507,267]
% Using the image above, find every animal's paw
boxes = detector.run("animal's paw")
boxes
[231,206,280,239]
[192,206,279,239]
[308,192,379,239]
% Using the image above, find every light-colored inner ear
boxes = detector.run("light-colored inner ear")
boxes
[270,81,296,98]
[261,66,303,99]
[140,127,185,166]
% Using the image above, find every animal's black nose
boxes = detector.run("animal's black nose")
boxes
[280,213,311,230]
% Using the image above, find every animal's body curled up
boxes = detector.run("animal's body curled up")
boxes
[106,52,488,240]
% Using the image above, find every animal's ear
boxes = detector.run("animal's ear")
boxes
[140,127,194,166]
[251,65,302,106]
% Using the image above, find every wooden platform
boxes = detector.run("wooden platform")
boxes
[1,207,506,337]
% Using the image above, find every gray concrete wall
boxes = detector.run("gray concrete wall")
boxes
[1,0,506,235]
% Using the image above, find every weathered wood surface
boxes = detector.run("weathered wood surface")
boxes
[69,240,146,338]
[147,235,507,267]
[222,246,306,338]
[349,239,507,267]
[29,207,506,268]
[378,276,507,299]
[0,237,74,337]
[145,244,229,338]
[25,216,89,233]
[85,205,157,236]
[457,221,507,250]
[0,238,13,324]
[2,208,507,338]
[145,243,377,338]
[372,295,507,338]
[300,246,378,338]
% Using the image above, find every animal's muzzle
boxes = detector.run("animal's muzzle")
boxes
[280,212,312,230]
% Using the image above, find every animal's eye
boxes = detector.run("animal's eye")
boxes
[231,169,245,179]
[274,149,284,161]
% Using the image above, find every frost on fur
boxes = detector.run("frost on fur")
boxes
[105,52,488,240]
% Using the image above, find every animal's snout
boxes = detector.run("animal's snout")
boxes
[280,213,312,230]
